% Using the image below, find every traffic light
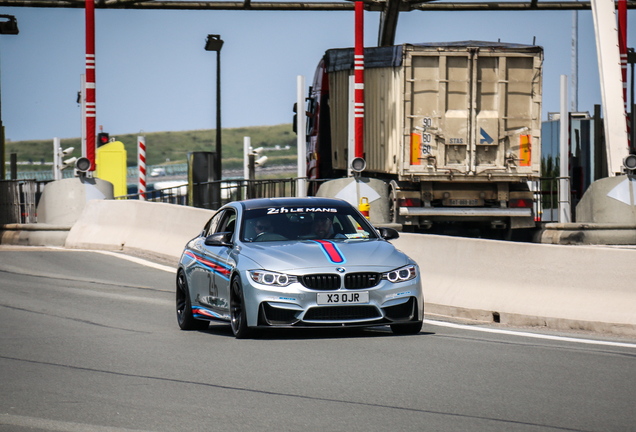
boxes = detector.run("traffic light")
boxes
[97,132,110,147]
[75,157,91,177]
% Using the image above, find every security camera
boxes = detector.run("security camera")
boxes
[255,156,268,167]
[63,156,78,167]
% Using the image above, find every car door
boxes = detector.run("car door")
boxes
[199,208,237,318]
[188,210,224,314]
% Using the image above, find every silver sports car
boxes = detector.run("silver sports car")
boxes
[176,197,423,338]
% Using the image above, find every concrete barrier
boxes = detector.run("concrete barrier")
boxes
[0,223,72,247]
[540,223,636,245]
[392,234,636,335]
[62,200,636,336]
[65,200,214,264]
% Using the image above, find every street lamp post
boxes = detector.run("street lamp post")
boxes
[205,34,223,182]
[0,14,19,181]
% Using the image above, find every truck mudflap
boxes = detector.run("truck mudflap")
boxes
[398,207,532,217]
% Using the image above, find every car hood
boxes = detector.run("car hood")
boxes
[238,239,408,273]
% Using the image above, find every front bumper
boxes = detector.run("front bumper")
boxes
[243,273,423,328]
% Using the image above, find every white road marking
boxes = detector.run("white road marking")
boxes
[44,247,177,273]
[423,319,636,349]
[0,413,155,432]
[90,250,176,273]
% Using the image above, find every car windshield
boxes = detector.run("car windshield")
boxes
[241,205,378,242]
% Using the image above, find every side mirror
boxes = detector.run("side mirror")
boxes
[204,231,233,247]
[378,227,399,240]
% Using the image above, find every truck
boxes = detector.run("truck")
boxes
[303,41,543,234]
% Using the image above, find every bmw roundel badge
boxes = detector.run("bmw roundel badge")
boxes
[336,267,346,273]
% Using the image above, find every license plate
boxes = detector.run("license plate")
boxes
[316,292,369,305]
[446,199,483,206]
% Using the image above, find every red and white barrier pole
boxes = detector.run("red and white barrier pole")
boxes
[138,136,146,201]
[85,0,96,171]
[618,0,630,146]
[354,1,364,159]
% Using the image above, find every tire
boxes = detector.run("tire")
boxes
[176,270,209,331]
[390,321,423,335]
[230,276,252,339]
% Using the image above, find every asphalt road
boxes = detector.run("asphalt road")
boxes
[1,247,635,432]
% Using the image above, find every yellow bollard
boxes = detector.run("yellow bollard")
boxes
[359,197,370,219]
[96,141,127,198]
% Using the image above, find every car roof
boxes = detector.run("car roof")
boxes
[240,197,351,210]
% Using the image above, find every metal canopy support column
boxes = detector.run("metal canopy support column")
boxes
[378,0,401,47]
[571,10,578,112]
[591,0,630,175]
[559,75,571,223]
[296,75,306,197]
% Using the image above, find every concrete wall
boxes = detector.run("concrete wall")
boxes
[65,200,214,264]
[392,234,636,334]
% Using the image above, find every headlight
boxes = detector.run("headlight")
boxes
[249,270,297,287]
[383,264,417,283]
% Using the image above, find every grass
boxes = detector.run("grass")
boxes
[4,124,298,171]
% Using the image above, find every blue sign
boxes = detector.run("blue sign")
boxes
[480,128,494,144]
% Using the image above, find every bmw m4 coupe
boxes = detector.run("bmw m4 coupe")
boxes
[176,197,423,338]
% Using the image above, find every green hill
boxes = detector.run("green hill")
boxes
[5,124,298,171]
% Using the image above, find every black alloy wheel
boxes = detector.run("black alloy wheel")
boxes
[230,276,251,339]
[176,270,208,330]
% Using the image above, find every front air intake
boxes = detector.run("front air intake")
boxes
[304,306,381,321]
[344,272,381,289]
[299,274,341,290]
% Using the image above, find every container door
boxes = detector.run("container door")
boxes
[471,51,540,175]
[494,53,541,175]
[404,47,541,178]
[473,52,503,173]
[404,49,473,175]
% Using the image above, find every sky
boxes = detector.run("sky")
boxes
[0,3,635,143]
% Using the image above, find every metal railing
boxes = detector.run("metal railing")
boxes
[4,169,74,181]
[0,174,572,226]
[0,180,47,224]
[126,163,188,178]
[531,176,571,223]
[6,163,190,182]
[116,175,571,224]
[115,177,299,209]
